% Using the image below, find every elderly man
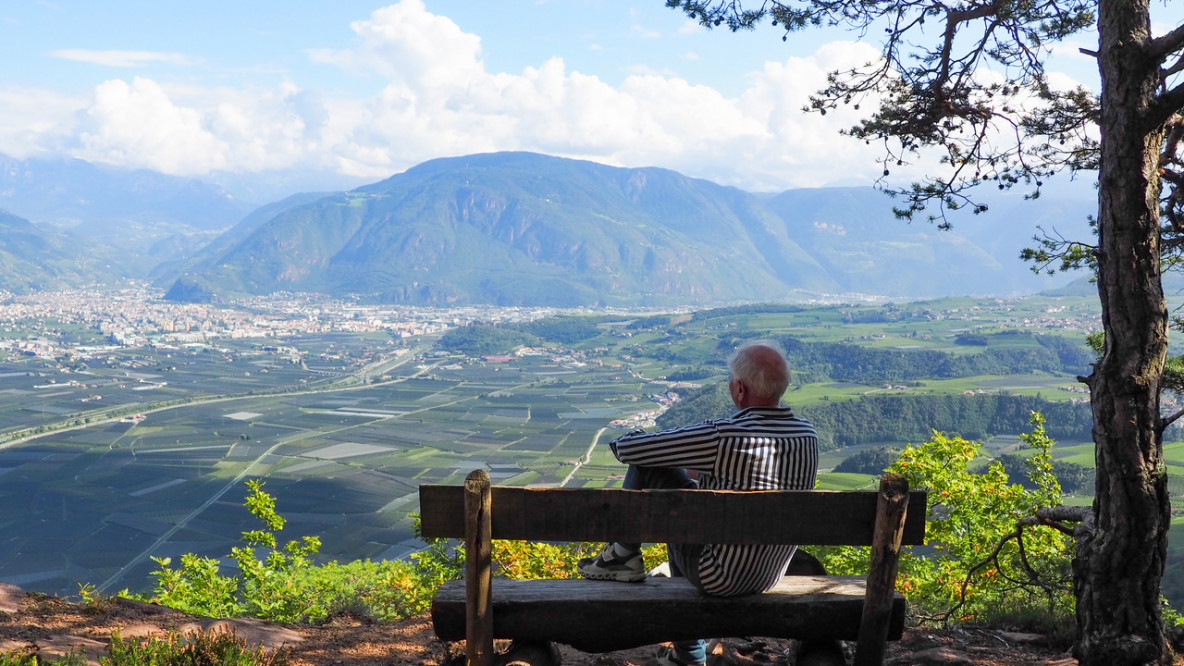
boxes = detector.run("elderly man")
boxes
[578,339,819,666]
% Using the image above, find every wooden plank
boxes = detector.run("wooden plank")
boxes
[464,470,494,666]
[855,473,910,666]
[419,486,927,546]
[431,576,906,653]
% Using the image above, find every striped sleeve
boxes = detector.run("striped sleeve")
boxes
[610,408,821,597]
[610,420,723,472]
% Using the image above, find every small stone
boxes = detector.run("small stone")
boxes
[888,647,974,666]
[203,617,303,648]
[112,622,164,638]
[0,582,24,614]
[38,635,108,666]
[997,631,1047,645]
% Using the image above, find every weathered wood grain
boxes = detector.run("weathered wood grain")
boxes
[431,576,905,653]
[854,473,911,666]
[418,486,927,546]
[463,470,494,666]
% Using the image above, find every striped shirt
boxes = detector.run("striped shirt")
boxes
[610,406,819,596]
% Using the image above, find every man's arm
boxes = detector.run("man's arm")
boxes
[610,420,721,471]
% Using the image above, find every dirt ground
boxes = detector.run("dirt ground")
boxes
[0,582,1169,666]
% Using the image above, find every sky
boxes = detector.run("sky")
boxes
[0,1,1177,202]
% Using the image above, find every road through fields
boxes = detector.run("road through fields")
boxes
[0,342,436,452]
[93,370,542,594]
[560,426,607,487]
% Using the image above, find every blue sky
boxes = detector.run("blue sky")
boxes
[0,1,1177,200]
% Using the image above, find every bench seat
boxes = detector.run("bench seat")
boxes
[420,473,925,666]
[431,575,906,653]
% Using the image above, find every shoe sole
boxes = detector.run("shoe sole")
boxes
[578,570,646,583]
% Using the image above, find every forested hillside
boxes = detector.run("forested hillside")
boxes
[659,384,1094,449]
[161,152,1085,306]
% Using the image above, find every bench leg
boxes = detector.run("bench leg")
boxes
[854,473,909,666]
[465,470,494,666]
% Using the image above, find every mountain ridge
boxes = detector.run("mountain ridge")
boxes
[0,151,1092,302]
[0,209,110,293]
[163,152,1088,306]
[0,153,252,234]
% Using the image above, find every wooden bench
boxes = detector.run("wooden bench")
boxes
[419,471,926,666]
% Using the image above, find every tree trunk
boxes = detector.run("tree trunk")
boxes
[1075,1,1173,663]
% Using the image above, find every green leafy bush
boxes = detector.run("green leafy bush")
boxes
[2,629,287,666]
[0,651,84,665]
[412,518,668,586]
[132,480,426,623]
[819,413,1076,626]
[102,628,288,665]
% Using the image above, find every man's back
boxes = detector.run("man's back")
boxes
[578,340,820,666]
[611,405,819,596]
[697,406,819,492]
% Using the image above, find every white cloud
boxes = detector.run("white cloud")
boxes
[76,77,227,174]
[1152,20,1180,40]
[2,0,898,191]
[49,49,197,68]
[0,87,83,158]
[307,0,484,90]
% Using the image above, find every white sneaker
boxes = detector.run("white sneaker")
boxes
[577,543,645,582]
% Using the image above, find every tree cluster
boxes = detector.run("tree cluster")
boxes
[833,446,901,474]
[659,383,1093,450]
[799,393,1093,449]
[776,334,1092,383]
[998,452,1095,495]
[436,316,607,356]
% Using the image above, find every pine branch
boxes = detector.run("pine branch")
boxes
[932,505,1091,625]
[1149,22,1184,62]
[1160,408,1184,430]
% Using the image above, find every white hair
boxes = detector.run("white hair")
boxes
[727,339,790,401]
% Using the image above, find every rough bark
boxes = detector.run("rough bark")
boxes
[1075,1,1173,663]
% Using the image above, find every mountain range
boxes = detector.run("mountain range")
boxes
[0,153,253,285]
[0,151,1095,305]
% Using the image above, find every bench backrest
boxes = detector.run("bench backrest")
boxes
[419,485,927,546]
[423,472,924,666]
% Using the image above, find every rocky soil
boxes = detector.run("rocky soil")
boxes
[0,582,1169,666]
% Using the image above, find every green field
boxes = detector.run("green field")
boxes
[0,339,672,595]
[4,293,1184,609]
